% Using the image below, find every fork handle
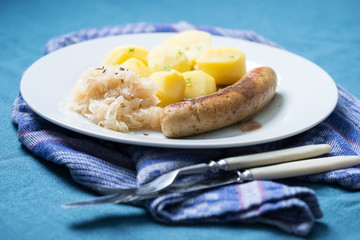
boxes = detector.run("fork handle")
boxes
[218,144,332,171]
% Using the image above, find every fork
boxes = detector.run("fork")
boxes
[85,163,210,195]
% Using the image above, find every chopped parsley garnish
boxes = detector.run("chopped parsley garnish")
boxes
[185,77,192,86]
[162,65,172,72]
[128,47,135,53]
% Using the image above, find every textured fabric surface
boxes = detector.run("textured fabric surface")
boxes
[3,1,360,240]
[10,22,360,237]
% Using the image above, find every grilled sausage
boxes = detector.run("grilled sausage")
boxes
[160,67,277,138]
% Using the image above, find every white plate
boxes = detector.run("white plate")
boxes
[20,33,338,149]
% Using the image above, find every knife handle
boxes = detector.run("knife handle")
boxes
[219,144,332,171]
[248,155,360,180]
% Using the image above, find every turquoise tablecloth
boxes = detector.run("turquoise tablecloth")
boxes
[1,0,360,239]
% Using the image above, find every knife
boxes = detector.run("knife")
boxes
[62,155,360,208]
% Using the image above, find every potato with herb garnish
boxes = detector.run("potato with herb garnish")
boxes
[102,45,149,65]
[146,44,191,73]
[150,68,186,107]
[183,70,216,99]
[195,47,246,85]
[164,30,212,69]
[122,57,152,77]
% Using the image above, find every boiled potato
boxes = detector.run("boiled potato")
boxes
[195,47,246,85]
[122,57,152,77]
[150,69,186,107]
[147,44,191,73]
[164,30,212,68]
[183,70,216,99]
[102,45,149,65]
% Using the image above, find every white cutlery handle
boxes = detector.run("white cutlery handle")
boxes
[249,155,360,180]
[221,144,332,171]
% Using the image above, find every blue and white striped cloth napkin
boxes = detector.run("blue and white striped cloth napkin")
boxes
[11,22,360,236]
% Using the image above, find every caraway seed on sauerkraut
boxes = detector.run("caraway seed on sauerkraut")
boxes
[68,65,162,132]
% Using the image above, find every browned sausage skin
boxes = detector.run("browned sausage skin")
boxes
[160,67,277,138]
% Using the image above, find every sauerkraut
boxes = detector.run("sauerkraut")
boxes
[69,65,162,132]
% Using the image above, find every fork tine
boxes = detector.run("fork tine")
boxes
[114,194,137,203]
[61,193,128,208]
[116,195,139,203]
[85,183,137,195]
